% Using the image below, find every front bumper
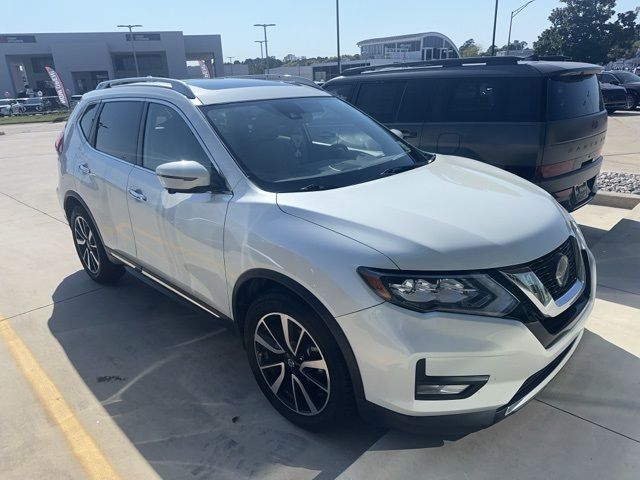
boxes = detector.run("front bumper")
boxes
[337,249,596,434]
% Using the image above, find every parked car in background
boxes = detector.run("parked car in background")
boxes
[56,77,595,433]
[599,71,640,110]
[599,81,628,114]
[20,97,48,113]
[0,99,11,116]
[324,57,606,211]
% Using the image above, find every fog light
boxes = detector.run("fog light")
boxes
[415,359,489,400]
[416,384,470,396]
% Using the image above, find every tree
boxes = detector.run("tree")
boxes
[534,0,639,63]
[459,38,481,57]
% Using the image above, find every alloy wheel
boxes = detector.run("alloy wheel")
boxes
[74,216,100,274]
[254,312,330,416]
[626,94,635,110]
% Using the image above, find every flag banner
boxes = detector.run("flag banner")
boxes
[44,67,69,107]
[198,60,211,79]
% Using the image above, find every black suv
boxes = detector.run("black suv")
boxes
[324,57,606,211]
[599,70,640,110]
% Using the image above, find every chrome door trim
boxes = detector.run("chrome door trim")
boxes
[109,250,222,319]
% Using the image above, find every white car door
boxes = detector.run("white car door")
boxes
[75,100,142,257]
[126,101,232,314]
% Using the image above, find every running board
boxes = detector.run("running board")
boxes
[108,250,228,320]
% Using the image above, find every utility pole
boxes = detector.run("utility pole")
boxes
[254,23,276,74]
[255,40,265,72]
[227,56,235,75]
[117,24,142,76]
[507,0,536,55]
[490,1,499,56]
[336,0,342,75]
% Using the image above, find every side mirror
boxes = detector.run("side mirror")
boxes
[156,160,215,193]
[390,128,404,139]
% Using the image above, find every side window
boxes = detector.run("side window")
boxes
[397,79,444,123]
[325,83,355,101]
[603,73,617,84]
[142,103,210,172]
[79,103,97,141]
[355,82,405,123]
[442,77,541,122]
[94,101,143,163]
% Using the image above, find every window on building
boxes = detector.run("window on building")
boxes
[142,103,210,171]
[355,82,405,123]
[94,101,143,163]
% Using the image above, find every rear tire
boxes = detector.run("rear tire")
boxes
[70,206,125,283]
[244,291,354,430]
[606,108,616,115]
[625,93,637,110]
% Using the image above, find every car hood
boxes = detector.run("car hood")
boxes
[276,155,571,271]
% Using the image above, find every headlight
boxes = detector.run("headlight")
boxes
[358,267,518,317]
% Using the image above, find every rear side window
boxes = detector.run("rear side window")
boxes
[324,83,355,101]
[79,103,97,140]
[142,103,210,171]
[355,82,405,123]
[397,79,445,123]
[547,75,602,120]
[440,77,542,122]
[94,101,143,163]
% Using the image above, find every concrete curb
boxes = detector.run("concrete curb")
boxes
[590,191,640,209]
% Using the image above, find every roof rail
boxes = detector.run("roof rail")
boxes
[341,56,521,76]
[223,74,321,89]
[524,54,572,62]
[95,77,196,99]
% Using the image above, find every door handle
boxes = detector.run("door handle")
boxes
[79,163,94,176]
[128,188,147,202]
[401,130,418,139]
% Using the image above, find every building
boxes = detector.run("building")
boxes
[358,32,459,62]
[497,48,534,58]
[0,32,223,97]
[268,65,313,80]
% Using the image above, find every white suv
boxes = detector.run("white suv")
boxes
[56,77,595,433]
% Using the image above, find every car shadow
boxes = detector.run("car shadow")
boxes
[48,271,385,480]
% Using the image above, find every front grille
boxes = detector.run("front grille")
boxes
[528,237,578,300]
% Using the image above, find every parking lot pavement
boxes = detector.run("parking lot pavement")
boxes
[1,123,639,479]
[603,111,640,174]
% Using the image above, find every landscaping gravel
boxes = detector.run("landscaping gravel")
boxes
[596,171,640,195]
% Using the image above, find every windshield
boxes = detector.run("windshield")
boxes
[613,71,640,83]
[201,97,431,192]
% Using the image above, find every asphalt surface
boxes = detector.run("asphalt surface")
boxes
[0,121,638,479]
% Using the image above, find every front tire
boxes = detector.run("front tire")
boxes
[244,292,354,430]
[607,108,616,115]
[70,206,124,283]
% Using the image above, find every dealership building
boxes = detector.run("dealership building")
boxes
[358,32,459,62]
[0,31,223,97]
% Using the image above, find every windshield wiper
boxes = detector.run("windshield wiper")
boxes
[299,184,330,191]
[379,162,427,177]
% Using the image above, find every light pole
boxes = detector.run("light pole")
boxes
[254,23,276,74]
[117,24,142,76]
[507,0,536,55]
[490,1,499,56]
[336,0,342,75]
[255,40,265,72]
[227,56,235,75]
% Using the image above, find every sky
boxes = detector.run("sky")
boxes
[4,0,640,60]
